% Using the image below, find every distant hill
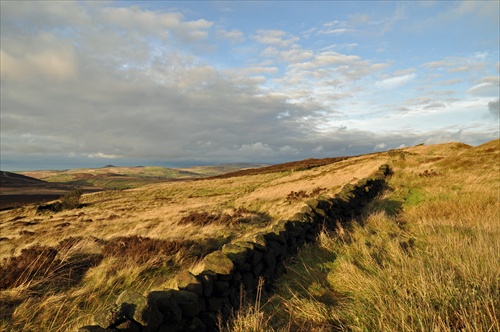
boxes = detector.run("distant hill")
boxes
[1,163,267,210]
[0,171,81,210]
[207,157,351,179]
[19,164,269,190]
[0,171,46,187]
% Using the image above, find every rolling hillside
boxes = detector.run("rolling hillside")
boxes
[19,164,268,190]
[0,139,498,331]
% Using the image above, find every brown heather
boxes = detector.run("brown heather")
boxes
[1,139,499,331]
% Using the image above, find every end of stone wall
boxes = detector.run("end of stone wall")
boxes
[78,164,390,332]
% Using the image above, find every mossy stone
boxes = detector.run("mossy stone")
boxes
[202,251,235,275]
[93,303,127,328]
[221,243,249,266]
[116,290,163,330]
[175,271,203,296]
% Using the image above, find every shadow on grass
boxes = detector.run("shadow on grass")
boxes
[370,197,403,217]
[259,245,347,331]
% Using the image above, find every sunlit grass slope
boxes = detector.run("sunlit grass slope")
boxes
[2,140,498,331]
[224,139,500,331]
[0,150,385,331]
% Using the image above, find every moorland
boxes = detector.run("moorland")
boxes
[0,139,498,331]
[0,163,267,211]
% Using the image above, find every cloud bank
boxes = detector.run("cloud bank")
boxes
[1,1,498,170]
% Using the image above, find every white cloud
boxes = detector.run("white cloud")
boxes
[216,28,245,43]
[88,152,121,159]
[438,78,462,85]
[393,68,416,76]
[448,66,470,73]
[467,82,499,96]
[349,14,371,25]
[319,28,352,35]
[478,76,500,84]
[320,43,358,52]
[224,66,279,78]
[294,51,363,70]
[261,46,314,64]
[423,61,447,69]
[238,142,273,155]
[376,73,416,89]
[100,6,213,42]
[423,55,488,75]
[252,29,299,48]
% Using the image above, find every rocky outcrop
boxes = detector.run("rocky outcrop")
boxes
[78,164,391,332]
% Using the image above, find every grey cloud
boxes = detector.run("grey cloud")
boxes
[467,82,499,96]
[1,2,498,171]
[423,103,446,110]
[488,99,500,119]
[1,39,318,163]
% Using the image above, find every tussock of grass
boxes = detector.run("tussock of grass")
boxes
[220,278,274,332]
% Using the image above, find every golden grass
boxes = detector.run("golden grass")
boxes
[225,139,499,331]
[0,150,388,331]
[1,139,497,331]
[0,155,386,261]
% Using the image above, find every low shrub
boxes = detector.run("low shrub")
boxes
[179,207,269,227]
[0,246,58,289]
[102,236,198,264]
[36,189,83,214]
[286,187,326,202]
[61,189,83,210]
[0,238,103,291]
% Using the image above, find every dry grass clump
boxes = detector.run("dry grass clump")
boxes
[102,235,198,264]
[219,278,274,332]
[285,187,326,203]
[179,207,269,227]
[0,246,60,290]
[179,211,234,226]
[0,237,105,291]
[0,234,228,331]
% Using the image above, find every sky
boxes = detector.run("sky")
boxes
[1,1,499,171]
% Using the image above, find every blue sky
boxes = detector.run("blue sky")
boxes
[1,1,499,170]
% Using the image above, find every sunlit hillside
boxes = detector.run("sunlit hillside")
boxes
[224,139,500,332]
[19,164,268,190]
[0,139,498,331]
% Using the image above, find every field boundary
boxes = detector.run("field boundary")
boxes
[78,164,391,332]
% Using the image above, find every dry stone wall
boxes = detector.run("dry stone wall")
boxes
[78,164,391,332]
